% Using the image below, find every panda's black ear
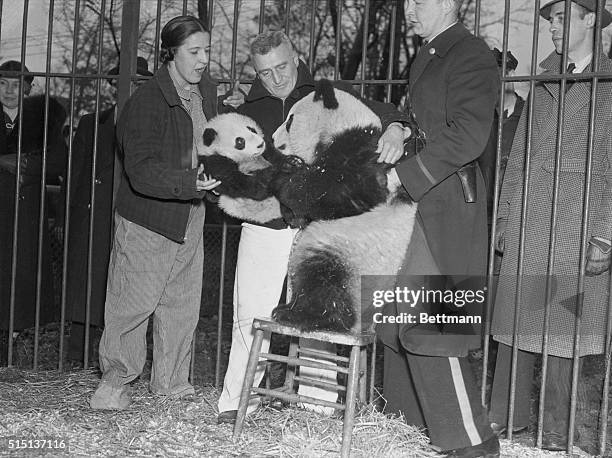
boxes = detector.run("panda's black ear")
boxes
[313,79,338,110]
[203,128,217,146]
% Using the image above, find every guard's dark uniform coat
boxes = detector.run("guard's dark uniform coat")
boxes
[378,23,499,453]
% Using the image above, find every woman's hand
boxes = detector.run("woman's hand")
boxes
[196,165,221,192]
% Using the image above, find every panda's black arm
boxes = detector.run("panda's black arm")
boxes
[271,130,393,222]
[199,155,273,201]
[262,142,289,167]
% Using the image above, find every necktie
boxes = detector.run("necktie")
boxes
[565,62,576,93]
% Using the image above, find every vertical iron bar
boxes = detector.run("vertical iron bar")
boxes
[8,0,31,368]
[34,0,58,370]
[114,0,140,204]
[215,222,228,388]
[83,0,108,371]
[34,0,48,370]
[384,0,397,103]
[284,0,291,33]
[190,328,196,384]
[229,0,240,86]
[535,0,572,449]
[483,0,511,405]
[206,0,215,33]
[153,0,163,72]
[600,272,612,455]
[333,0,342,80]
[359,0,370,98]
[506,0,542,442]
[259,0,265,34]
[567,2,605,451]
[308,0,316,74]
[0,0,3,49]
[183,0,188,15]
[207,0,214,31]
[474,0,481,37]
[59,0,83,373]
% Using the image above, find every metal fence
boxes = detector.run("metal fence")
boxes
[1,0,612,454]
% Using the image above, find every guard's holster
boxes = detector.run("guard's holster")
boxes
[456,161,478,203]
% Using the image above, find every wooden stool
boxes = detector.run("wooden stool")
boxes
[232,318,376,458]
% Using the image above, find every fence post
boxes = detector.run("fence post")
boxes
[113,0,140,208]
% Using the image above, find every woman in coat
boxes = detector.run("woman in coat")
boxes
[90,15,220,409]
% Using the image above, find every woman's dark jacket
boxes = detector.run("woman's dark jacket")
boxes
[115,65,218,242]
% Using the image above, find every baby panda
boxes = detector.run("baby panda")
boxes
[197,112,283,224]
[270,79,418,333]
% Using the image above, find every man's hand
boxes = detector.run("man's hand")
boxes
[197,165,221,192]
[494,218,506,254]
[222,81,245,109]
[585,237,612,276]
[377,123,408,164]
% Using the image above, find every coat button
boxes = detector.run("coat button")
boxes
[429,47,436,55]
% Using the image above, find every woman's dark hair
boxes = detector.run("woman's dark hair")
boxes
[160,16,209,64]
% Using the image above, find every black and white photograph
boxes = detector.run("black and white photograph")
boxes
[1,0,612,456]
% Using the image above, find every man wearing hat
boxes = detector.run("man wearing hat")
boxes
[0,60,67,350]
[0,60,34,156]
[492,0,612,451]
[66,56,153,363]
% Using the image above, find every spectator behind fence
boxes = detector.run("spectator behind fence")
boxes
[377,0,500,456]
[66,56,153,364]
[479,48,525,229]
[491,0,612,451]
[215,30,409,425]
[89,16,221,410]
[0,60,67,346]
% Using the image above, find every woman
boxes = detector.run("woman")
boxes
[90,16,220,410]
[0,62,65,344]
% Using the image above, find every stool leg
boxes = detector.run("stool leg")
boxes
[233,328,265,440]
[369,340,376,404]
[359,346,367,404]
[283,337,299,394]
[341,345,360,458]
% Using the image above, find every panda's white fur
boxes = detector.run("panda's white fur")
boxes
[198,113,282,224]
[270,81,417,332]
[273,89,382,165]
[202,113,267,170]
[220,196,282,225]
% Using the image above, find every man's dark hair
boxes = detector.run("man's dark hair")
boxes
[250,31,294,56]
[160,15,209,63]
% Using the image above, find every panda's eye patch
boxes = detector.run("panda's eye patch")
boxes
[235,137,245,150]
[286,114,293,132]
[247,126,257,134]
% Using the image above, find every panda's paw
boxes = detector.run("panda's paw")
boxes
[271,306,293,325]
[272,302,354,333]
[280,155,306,172]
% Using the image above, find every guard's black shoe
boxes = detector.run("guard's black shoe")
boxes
[444,436,500,458]
[217,410,237,425]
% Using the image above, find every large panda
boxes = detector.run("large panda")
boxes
[269,80,418,332]
[199,82,420,333]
